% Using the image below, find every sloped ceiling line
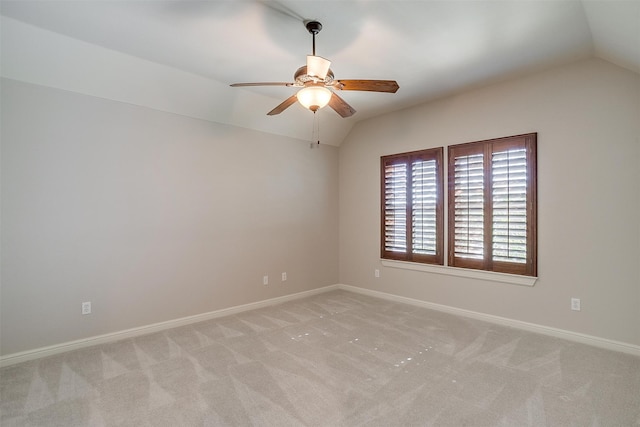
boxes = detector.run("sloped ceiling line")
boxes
[1,1,638,146]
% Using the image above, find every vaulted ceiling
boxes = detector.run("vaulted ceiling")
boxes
[1,1,639,146]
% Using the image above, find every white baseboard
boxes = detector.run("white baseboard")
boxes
[0,285,339,368]
[3,282,638,367]
[336,284,640,357]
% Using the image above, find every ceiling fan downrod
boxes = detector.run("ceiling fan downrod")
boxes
[305,20,322,56]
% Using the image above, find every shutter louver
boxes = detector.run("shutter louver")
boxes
[384,162,407,253]
[454,153,484,259]
[412,159,437,255]
[492,148,527,263]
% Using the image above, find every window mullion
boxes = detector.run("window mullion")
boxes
[484,143,493,271]
[406,159,413,260]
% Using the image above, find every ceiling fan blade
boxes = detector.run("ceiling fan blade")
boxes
[306,55,331,80]
[230,82,294,87]
[267,95,298,116]
[331,79,399,93]
[328,92,356,118]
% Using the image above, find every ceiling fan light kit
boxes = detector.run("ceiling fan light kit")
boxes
[230,20,399,118]
[297,86,332,112]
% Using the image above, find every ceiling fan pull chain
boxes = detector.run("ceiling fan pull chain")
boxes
[311,111,321,148]
[316,111,321,145]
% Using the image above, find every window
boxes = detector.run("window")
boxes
[448,133,537,276]
[381,148,444,265]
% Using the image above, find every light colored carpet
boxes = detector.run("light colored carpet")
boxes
[1,289,639,426]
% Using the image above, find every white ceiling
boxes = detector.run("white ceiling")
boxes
[1,1,639,146]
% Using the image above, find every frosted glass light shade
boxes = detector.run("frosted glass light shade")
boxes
[297,86,332,112]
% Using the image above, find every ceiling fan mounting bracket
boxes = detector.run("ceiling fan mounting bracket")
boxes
[305,20,322,35]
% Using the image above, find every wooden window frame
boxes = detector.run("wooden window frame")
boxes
[381,148,444,265]
[447,133,537,276]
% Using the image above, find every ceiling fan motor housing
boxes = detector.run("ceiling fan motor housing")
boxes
[294,66,334,86]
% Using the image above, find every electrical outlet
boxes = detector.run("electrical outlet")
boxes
[82,301,91,315]
[282,272,287,282]
[263,275,269,285]
[571,298,581,311]
[375,269,380,278]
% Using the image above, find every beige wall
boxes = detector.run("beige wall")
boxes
[339,58,640,346]
[2,57,639,357]
[1,79,339,355]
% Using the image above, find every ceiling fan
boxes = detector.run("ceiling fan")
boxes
[230,20,399,118]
